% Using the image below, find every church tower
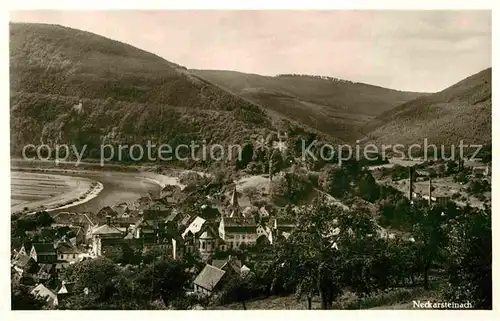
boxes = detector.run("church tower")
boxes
[228,185,241,218]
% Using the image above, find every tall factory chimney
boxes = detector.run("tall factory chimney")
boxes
[428,176,432,206]
[408,166,414,200]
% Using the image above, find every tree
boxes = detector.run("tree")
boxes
[34,211,54,227]
[444,206,492,308]
[219,273,253,310]
[324,166,350,197]
[436,164,446,177]
[237,143,254,169]
[271,170,313,204]
[60,257,120,308]
[273,198,342,309]
[453,172,468,184]
[355,171,380,202]
[446,160,458,174]
[274,197,385,309]
[243,186,258,203]
[135,258,192,307]
[11,282,46,310]
[410,202,448,289]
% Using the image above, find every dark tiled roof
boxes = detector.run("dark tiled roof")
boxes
[92,224,124,236]
[222,217,257,234]
[96,206,118,217]
[52,212,95,226]
[212,257,242,274]
[200,206,221,221]
[275,218,296,226]
[223,217,256,227]
[224,226,257,233]
[193,264,226,291]
[95,217,137,227]
[56,243,80,254]
[32,243,56,255]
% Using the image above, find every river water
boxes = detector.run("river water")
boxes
[49,171,162,213]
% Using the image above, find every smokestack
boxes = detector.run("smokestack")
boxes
[269,157,273,181]
[408,166,414,200]
[106,215,111,226]
[269,155,274,196]
[428,176,432,206]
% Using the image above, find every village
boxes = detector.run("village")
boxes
[11,151,492,309]
[10,168,301,308]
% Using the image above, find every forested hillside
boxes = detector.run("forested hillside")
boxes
[191,70,424,141]
[10,23,277,159]
[363,68,492,147]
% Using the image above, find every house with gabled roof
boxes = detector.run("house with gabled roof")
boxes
[55,241,81,263]
[34,263,57,285]
[180,216,224,260]
[211,255,243,275]
[218,187,261,249]
[218,217,258,250]
[30,243,57,264]
[193,264,228,295]
[55,280,75,305]
[125,217,178,256]
[68,225,85,245]
[31,283,58,307]
[90,216,126,257]
[12,254,39,276]
[271,218,296,242]
[142,202,171,220]
[96,206,118,217]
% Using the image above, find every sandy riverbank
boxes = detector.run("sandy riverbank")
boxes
[11,171,104,214]
[11,164,189,214]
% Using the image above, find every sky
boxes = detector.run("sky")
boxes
[9,10,492,92]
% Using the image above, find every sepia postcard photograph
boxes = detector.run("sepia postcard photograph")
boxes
[4,1,496,316]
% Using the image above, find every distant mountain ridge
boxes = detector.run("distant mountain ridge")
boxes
[191,69,425,141]
[10,22,490,162]
[362,68,492,147]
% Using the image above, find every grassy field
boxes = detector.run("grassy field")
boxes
[214,286,437,310]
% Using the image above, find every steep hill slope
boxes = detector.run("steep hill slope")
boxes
[363,68,492,147]
[9,23,276,160]
[191,69,424,141]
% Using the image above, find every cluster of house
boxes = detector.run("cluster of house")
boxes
[193,255,251,296]
[12,183,297,305]
[11,240,85,307]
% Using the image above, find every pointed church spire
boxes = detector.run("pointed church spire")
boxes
[230,185,239,208]
[228,185,241,218]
